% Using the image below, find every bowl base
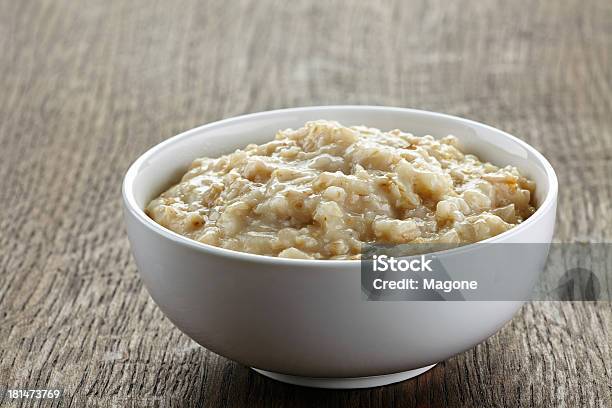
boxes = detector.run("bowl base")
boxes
[251,364,436,389]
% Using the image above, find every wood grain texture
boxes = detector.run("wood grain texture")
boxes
[0,0,610,407]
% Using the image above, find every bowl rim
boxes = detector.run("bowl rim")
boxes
[122,105,558,266]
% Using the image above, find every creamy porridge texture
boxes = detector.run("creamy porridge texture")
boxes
[146,121,536,259]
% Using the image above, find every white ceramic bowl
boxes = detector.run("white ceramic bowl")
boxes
[123,106,558,389]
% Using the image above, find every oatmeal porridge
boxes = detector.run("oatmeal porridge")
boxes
[146,121,536,259]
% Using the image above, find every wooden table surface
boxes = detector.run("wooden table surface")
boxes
[1,0,610,407]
